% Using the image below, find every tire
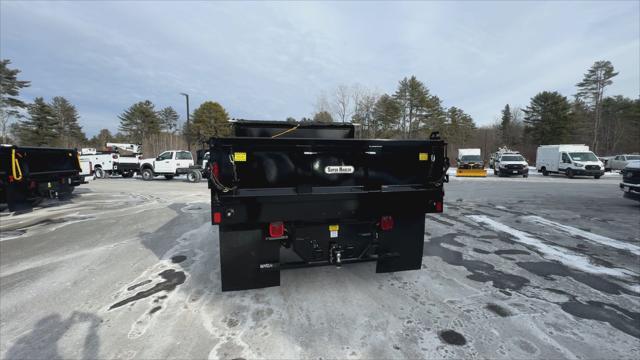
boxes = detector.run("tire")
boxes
[141,168,154,181]
[523,174,528,178]
[121,171,134,178]
[164,175,174,180]
[94,167,105,179]
[542,168,549,176]
[594,175,601,179]
[187,170,201,183]
[566,169,574,178]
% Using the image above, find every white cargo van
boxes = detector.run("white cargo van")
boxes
[536,144,604,179]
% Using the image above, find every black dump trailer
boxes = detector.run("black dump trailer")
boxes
[0,145,82,211]
[208,121,448,291]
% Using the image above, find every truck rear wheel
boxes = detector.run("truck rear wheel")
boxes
[94,167,105,179]
[186,170,201,183]
[141,168,154,181]
[542,168,549,176]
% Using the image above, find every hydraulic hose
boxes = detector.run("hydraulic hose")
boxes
[11,148,23,181]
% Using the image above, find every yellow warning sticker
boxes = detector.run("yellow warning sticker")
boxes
[419,153,429,161]
[233,152,247,162]
[329,225,339,231]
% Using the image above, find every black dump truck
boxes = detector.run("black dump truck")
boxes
[208,121,448,291]
[1,145,82,211]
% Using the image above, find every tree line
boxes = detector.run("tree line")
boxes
[3,57,637,159]
[1,59,232,156]
[492,60,638,158]
[299,76,477,152]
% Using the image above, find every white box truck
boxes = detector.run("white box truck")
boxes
[536,144,604,179]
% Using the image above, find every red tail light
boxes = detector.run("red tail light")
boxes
[269,221,285,238]
[213,212,222,224]
[211,162,220,179]
[380,216,394,231]
[435,201,443,213]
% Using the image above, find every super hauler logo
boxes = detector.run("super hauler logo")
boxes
[324,165,354,174]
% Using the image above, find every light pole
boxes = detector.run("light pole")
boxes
[180,93,190,150]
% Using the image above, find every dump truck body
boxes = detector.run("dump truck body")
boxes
[0,145,82,211]
[208,121,448,291]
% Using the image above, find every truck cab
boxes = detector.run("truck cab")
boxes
[140,150,194,180]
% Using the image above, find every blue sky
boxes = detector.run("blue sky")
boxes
[1,0,638,136]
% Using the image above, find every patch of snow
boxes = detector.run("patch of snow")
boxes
[523,216,640,256]
[467,215,636,278]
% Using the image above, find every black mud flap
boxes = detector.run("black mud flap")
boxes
[5,182,32,212]
[219,227,280,291]
[375,213,425,273]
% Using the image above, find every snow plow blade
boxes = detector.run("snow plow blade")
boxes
[456,168,487,177]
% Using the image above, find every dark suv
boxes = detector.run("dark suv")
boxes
[620,161,640,201]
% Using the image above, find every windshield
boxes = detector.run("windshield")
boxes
[461,155,482,162]
[569,152,598,162]
[501,155,524,162]
[626,155,640,160]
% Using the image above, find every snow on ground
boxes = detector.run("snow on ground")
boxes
[467,215,636,278]
[523,216,640,256]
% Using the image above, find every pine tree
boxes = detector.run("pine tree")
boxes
[50,96,86,147]
[15,97,59,146]
[498,104,512,146]
[576,60,618,153]
[188,101,231,145]
[88,129,114,148]
[118,100,161,143]
[1,59,31,143]
[523,91,571,145]
[445,107,476,147]
[393,76,444,138]
[157,106,179,132]
[373,94,402,137]
[313,111,333,124]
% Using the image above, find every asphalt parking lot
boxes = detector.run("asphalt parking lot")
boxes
[1,173,638,359]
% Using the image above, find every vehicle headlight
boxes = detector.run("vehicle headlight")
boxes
[574,162,584,167]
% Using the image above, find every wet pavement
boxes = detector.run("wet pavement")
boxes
[1,174,638,359]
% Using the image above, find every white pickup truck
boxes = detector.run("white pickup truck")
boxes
[139,150,198,181]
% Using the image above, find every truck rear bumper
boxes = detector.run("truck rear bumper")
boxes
[218,213,427,291]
